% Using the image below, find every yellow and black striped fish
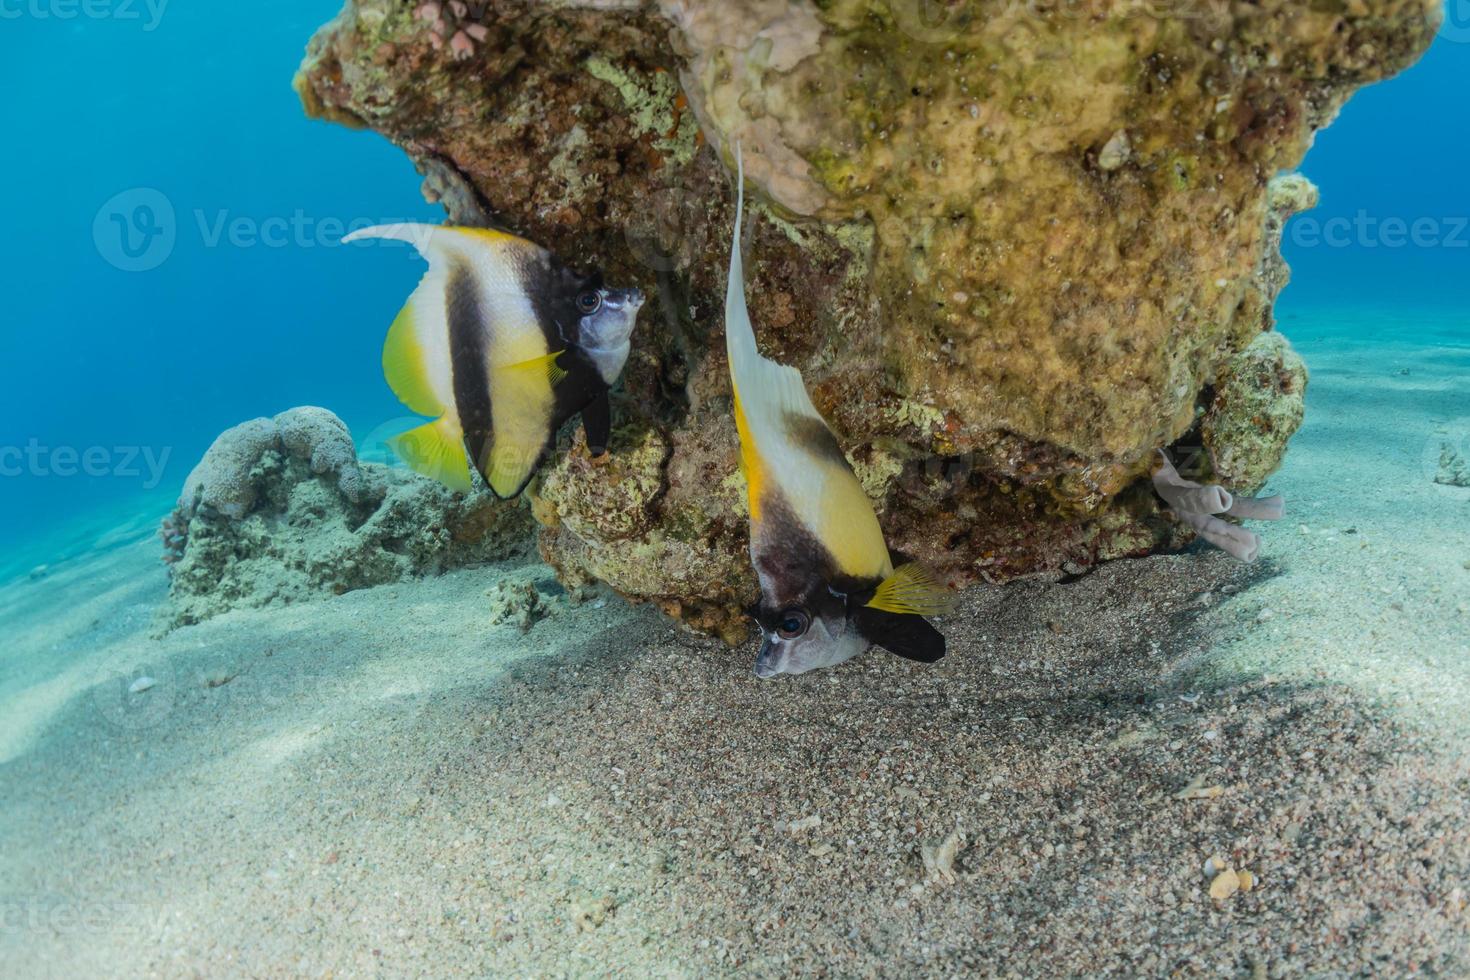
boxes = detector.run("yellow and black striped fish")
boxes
[724,148,955,678]
[345,224,644,498]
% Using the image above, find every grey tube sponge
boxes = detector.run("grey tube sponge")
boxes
[1153,452,1285,562]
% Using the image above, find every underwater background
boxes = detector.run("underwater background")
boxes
[2,4,1469,975]
[0,1,1466,577]
[0,3,1464,578]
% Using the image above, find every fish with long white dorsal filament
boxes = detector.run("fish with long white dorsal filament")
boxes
[723,146,956,679]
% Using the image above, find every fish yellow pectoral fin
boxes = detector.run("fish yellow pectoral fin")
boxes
[498,350,568,387]
[865,563,958,617]
[386,418,473,493]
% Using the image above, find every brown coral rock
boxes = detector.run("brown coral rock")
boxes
[295,0,1437,635]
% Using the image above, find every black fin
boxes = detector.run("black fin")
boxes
[582,390,612,456]
[853,606,946,663]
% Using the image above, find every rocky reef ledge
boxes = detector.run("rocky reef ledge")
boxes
[293,0,1438,638]
[159,408,531,630]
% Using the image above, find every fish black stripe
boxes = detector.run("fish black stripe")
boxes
[783,412,852,470]
[445,258,494,476]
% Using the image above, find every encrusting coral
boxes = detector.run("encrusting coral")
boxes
[159,407,532,630]
[294,0,1439,637]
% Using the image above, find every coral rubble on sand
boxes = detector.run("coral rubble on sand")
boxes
[294,0,1438,635]
[158,407,532,630]
[1435,444,1470,488]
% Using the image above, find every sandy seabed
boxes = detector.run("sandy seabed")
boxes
[2,319,1468,977]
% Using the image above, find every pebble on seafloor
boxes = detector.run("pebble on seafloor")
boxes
[571,894,616,933]
[1204,856,1257,901]
[200,668,236,689]
[1175,777,1226,801]
[1210,867,1242,901]
[781,815,822,834]
[1433,444,1470,488]
[921,829,965,884]
[487,581,548,633]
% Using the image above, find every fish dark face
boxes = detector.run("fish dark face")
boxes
[577,285,644,356]
[751,588,867,679]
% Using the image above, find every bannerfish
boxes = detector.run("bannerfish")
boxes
[344,224,644,498]
[723,147,956,679]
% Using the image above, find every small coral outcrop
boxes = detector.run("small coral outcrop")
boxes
[1199,331,1310,494]
[159,407,532,630]
[1436,444,1470,488]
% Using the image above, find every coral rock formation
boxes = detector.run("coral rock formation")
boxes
[295,0,1438,635]
[160,408,531,630]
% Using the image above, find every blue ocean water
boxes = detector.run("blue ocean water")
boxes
[0,3,1465,580]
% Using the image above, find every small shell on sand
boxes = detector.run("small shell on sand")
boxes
[571,894,616,932]
[201,668,235,689]
[128,676,156,695]
[921,829,965,884]
[1210,868,1242,901]
[1175,776,1226,801]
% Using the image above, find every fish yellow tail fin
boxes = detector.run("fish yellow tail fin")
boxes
[865,564,957,617]
[387,418,473,493]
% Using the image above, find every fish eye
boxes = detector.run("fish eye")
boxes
[777,608,810,639]
[576,290,602,315]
